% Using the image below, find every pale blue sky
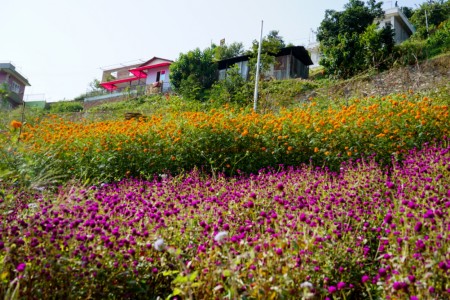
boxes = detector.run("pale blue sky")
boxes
[2,0,421,101]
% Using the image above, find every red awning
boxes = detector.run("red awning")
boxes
[100,76,142,91]
[128,62,171,81]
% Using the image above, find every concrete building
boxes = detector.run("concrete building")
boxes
[0,63,30,109]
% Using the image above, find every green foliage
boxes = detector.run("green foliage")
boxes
[360,23,395,70]
[210,65,253,105]
[317,0,392,78]
[212,42,245,60]
[427,19,450,56]
[258,79,319,112]
[410,0,450,39]
[248,30,286,77]
[0,83,10,109]
[48,101,83,113]
[169,47,218,101]
[393,19,450,66]
[400,6,414,19]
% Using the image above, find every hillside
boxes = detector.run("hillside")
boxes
[308,53,450,101]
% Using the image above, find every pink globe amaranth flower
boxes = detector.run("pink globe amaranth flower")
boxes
[407,275,416,283]
[275,248,283,256]
[378,267,387,277]
[438,261,448,271]
[414,221,422,233]
[337,282,346,290]
[384,213,393,224]
[16,263,26,272]
[393,281,406,291]
[361,275,370,283]
[328,286,337,294]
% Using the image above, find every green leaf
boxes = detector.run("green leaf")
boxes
[187,271,198,282]
[172,274,188,284]
[162,270,180,277]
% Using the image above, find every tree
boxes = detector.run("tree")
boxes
[410,0,450,38]
[401,6,415,19]
[169,47,218,101]
[317,0,392,78]
[211,64,252,105]
[248,30,286,77]
[360,23,395,70]
[212,42,245,60]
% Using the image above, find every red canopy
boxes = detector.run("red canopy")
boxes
[100,77,141,91]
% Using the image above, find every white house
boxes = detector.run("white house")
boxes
[378,7,416,44]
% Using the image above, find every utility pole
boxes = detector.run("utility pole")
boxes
[253,20,263,112]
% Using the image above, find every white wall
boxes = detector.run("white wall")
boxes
[145,66,171,85]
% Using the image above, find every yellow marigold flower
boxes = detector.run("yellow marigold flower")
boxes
[10,120,22,129]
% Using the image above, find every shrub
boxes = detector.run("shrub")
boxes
[48,101,83,113]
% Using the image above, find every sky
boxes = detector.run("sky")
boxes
[2,0,421,102]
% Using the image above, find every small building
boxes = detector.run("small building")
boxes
[0,63,30,109]
[217,46,313,81]
[378,7,416,44]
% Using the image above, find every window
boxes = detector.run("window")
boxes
[10,81,20,93]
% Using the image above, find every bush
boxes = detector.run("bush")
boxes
[427,19,450,57]
[48,101,83,113]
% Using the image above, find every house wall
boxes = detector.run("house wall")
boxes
[0,72,7,82]
[378,8,415,44]
[265,55,309,80]
[218,61,249,81]
[0,71,26,101]
[101,64,140,82]
[290,56,309,79]
[145,65,171,85]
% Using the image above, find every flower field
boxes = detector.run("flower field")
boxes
[1,142,449,299]
[1,92,449,299]
[13,94,450,183]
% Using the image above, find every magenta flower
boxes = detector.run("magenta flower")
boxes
[337,281,346,290]
[414,221,422,233]
[16,263,26,272]
[328,286,337,294]
[361,275,370,283]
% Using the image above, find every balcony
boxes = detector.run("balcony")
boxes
[84,82,172,102]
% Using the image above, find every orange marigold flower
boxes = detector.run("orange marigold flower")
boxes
[10,120,22,129]
[314,147,319,153]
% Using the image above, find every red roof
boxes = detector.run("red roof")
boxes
[100,77,142,91]
[130,62,171,72]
